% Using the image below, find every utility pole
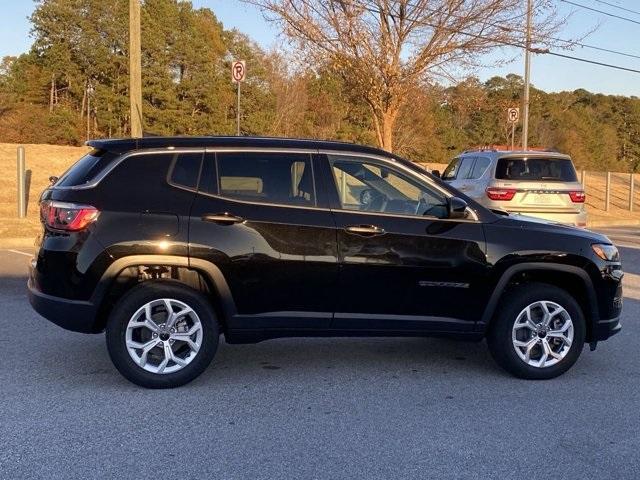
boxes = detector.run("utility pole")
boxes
[129,0,143,138]
[522,0,532,150]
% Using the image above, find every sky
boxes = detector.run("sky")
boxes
[1,0,639,96]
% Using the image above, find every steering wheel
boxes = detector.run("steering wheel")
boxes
[360,189,386,212]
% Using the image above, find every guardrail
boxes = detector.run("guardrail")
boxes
[579,170,638,213]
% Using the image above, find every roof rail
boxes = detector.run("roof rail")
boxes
[462,145,557,153]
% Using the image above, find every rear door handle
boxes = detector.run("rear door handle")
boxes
[345,224,385,236]
[201,213,244,225]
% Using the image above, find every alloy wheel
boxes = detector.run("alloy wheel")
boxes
[511,300,574,368]
[125,298,203,374]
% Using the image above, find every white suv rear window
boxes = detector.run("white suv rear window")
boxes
[495,157,577,182]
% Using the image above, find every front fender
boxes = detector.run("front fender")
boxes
[479,262,599,335]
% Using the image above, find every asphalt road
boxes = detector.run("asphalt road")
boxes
[1,227,638,479]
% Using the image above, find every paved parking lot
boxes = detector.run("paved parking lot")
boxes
[1,227,638,479]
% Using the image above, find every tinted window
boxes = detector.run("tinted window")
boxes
[198,153,217,195]
[99,153,179,207]
[456,157,475,180]
[470,157,491,179]
[216,152,315,206]
[169,152,203,189]
[56,149,117,187]
[329,156,448,218]
[495,157,577,182]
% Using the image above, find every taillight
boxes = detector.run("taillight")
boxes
[40,201,100,231]
[486,187,517,201]
[568,191,585,203]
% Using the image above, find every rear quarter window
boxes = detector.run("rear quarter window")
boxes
[495,157,578,182]
[55,149,118,187]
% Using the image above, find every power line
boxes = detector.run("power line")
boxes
[545,51,640,74]
[559,0,640,25]
[591,0,640,17]
[561,40,640,60]
[395,0,640,60]
[302,0,640,75]
[360,1,640,74]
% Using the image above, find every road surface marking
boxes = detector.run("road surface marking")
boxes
[7,249,32,257]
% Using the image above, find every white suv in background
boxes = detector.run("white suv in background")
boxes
[439,148,587,227]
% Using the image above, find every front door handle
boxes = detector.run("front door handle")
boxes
[345,224,385,236]
[201,213,244,225]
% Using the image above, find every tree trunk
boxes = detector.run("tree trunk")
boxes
[49,74,55,113]
[80,82,87,120]
[381,113,395,152]
[372,107,398,153]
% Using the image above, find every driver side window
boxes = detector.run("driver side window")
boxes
[328,156,448,218]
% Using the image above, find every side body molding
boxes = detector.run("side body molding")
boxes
[479,262,599,332]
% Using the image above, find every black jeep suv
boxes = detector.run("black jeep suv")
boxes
[28,137,623,388]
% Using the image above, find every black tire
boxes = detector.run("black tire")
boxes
[106,281,219,388]
[487,282,586,380]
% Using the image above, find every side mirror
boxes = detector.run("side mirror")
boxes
[431,169,441,178]
[49,175,58,185]
[447,196,468,219]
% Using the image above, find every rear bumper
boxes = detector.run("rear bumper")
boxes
[27,278,101,334]
[593,315,622,341]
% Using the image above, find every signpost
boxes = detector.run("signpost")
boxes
[231,60,246,136]
[507,107,520,150]
[17,146,26,218]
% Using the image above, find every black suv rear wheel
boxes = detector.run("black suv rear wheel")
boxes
[106,281,219,388]
[487,282,586,379]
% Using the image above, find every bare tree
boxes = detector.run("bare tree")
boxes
[245,0,568,152]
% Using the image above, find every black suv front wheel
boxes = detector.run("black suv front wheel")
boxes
[487,283,586,379]
[106,281,219,388]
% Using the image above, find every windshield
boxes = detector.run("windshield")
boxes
[495,157,577,182]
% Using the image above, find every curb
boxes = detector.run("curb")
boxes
[587,219,640,228]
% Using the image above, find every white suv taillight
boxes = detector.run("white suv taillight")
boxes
[486,187,516,201]
[40,201,100,231]
[568,191,586,203]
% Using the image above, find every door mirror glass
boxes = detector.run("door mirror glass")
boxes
[448,196,468,219]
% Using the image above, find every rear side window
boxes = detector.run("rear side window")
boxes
[456,157,475,180]
[168,152,203,189]
[216,152,315,207]
[442,157,474,180]
[495,157,577,182]
[470,157,491,179]
[55,149,117,187]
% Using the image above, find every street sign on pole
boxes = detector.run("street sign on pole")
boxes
[231,61,246,83]
[507,107,520,151]
[232,61,246,136]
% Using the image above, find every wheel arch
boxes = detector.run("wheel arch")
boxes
[91,255,236,332]
[480,263,599,341]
